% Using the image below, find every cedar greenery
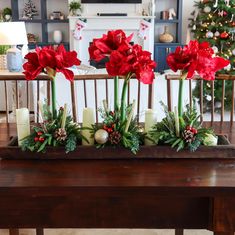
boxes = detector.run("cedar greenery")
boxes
[149,102,214,152]
[21,104,85,153]
[94,103,144,154]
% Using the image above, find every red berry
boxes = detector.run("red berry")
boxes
[103,125,107,130]
[112,124,115,128]
[37,132,43,136]
[34,137,39,142]
[39,137,45,143]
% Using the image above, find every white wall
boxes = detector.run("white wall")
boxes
[182,0,195,43]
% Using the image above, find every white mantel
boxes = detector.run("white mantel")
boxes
[69,15,155,65]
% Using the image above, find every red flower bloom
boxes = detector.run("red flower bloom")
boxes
[106,44,156,84]
[55,44,81,81]
[166,40,230,80]
[89,29,133,62]
[23,45,80,81]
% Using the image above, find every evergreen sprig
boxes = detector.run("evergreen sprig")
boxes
[149,102,214,152]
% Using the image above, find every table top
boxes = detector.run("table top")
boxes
[1,123,235,195]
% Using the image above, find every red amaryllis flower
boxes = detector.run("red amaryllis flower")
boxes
[23,52,43,80]
[166,40,199,78]
[167,40,230,80]
[23,45,80,81]
[106,44,156,84]
[89,29,133,62]
[55,44,81,81]
[106,50,133,77]
[131,45,156,84]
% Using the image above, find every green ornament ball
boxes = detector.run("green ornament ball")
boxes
[95,129,109,144]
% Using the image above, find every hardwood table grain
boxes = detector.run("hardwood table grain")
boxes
[1,123,235,235]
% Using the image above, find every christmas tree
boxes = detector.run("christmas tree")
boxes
[189,0,235,112]
[23,0,38,20]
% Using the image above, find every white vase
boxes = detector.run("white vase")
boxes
[53,30,62,44]
[0,55,7,70]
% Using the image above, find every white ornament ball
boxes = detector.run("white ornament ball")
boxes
[212,46,218,54]
[232,49,235,55]
[214,31,220,37]
[204,6,211,13]
[206,31,213,38]
[94,129,109,144]
[224,63,231,71]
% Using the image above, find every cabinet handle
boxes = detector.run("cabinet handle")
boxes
[168,48,171,53]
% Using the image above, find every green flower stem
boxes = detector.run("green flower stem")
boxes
[114,76,119,112]
[178,72,188,117]
[51,78,57,119]
[120,77,129,123]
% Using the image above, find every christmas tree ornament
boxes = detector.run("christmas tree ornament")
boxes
[22,0,38,20]
[220,31,229,39]
[230,14,234,22]
[224,63,231,71]
[206,31,213,38]
[213,0,218,8]
[204,6,211,13]
[231,21,235,27]
[225,0,230,7]
[214,31,220,37]
[218,10,224,17]
[211,21,216,26]
[223,11,228,16]
[212,46,219,54]
[193,24,196,30]
[232,49,235,55]
[94,129,109,144]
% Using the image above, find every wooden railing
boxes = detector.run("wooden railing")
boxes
[166,74,235,126]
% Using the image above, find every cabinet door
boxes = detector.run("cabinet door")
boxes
[154,46,178,73]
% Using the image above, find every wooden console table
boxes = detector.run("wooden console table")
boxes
[1,123,235,235]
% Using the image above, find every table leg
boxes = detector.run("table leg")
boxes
[175,229,184,235]
[9,229,19,235]
[36,228,44,235]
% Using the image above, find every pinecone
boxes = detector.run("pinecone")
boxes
[109,131,121,145]
[182,126,197,143]
[54,128,67,142]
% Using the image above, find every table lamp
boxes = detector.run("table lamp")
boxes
[0,22,28,72]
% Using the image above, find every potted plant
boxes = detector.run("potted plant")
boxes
[69,1,82,16]
[0,45,10,70]
[2,7,12,21]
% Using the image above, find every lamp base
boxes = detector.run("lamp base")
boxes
[7,46,23,72]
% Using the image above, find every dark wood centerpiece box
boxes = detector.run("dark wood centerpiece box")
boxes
[0,135,233,160]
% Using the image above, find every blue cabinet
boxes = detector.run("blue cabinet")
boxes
[154,45,179,73]
[153,0,183,72]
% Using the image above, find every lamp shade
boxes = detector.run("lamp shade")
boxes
[0,22,28,45]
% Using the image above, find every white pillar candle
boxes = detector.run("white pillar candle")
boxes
[144,109,157,146]
[16,108,30,146]
[82,108,95,146]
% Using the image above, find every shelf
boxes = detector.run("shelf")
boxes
[155,19,179,23]
[45,19,69,23]
[154,43,181,47]
[18,19,43,23]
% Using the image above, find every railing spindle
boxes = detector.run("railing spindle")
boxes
[230,80,235,127]
[83,80,87,108]
[200,80,203,122]
[211,80,214,124]
[15,81,19,109]
[70,81,77,122]
[221,80,225,124]
[189,79,192,109]
[26,82,30,110]
[94,79,98,123]
[4,81,9,123]
[105,78,109,106]
[37,80,40,123]
[47,81,51,106]
[167,79,172,112]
